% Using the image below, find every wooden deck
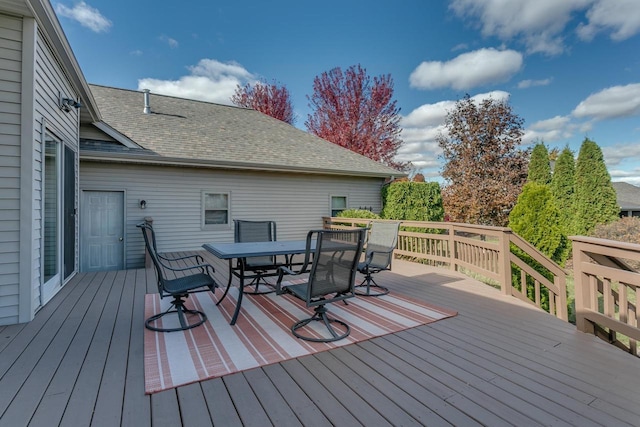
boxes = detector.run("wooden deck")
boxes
[1,252,639,426]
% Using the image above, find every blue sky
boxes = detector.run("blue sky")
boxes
[54,0,640,184]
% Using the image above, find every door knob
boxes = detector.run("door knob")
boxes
[119,237,123,241]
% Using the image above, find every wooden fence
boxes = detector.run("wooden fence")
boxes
[571,236,640,356]
[323,217,568,321]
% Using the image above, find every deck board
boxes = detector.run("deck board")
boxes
[0,254,639,426]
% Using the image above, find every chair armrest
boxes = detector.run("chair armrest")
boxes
[158,252,204,265]
[276,265,307,294]
[161,262,215,276]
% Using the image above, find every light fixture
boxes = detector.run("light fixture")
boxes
[139,200,147,209]
[58,91,82,112]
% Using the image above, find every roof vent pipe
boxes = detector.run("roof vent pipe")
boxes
[142,89,151,114]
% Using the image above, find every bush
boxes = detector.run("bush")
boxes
[336,209,381,220]
[509,182,569,265]
[591,216,640,244]
[591,217,640,269]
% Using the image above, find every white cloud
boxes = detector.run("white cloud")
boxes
[577,0,640,41]
[522,115,578,144]
[602,143,640,167]
[409,48,522,90]
[159,35,179,48]
[137,59,256,105]
[530,115,571,131]
[449,0,591,55]
[398,91,511,177]
[449,0,640,55]
[55,1,112,33]
[517,78,552,89]
[572,83,640,120]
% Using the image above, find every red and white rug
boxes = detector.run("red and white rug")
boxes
[144,286,456,394]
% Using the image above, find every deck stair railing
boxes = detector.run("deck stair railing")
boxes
[323,217,567,321]
[571,236,640,356]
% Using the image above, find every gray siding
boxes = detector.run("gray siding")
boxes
[0,13,22,325]
[80,162,384,269]
[31,28,80,312]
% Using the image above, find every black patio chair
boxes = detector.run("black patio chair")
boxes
[137,222,218,332]
[355,221,401,296]
[234,219,283,294]
[142,220,206,267]
[276,228,366,342]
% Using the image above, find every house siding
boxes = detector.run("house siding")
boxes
[30,27,80,314]
[0,13,22,325]
[80,162,384,269]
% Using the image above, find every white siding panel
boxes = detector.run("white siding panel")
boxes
[80,162,384,270]
[79,123,116,141]
[0,13,20,325]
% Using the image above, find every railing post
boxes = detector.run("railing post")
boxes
[498,229,512,296]
[143,216,153,269]
[448,224,456,271]
[572,239,595,334]
[322,216,330,229]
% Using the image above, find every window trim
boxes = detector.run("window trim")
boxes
[329,195,348,217]
[201,190,231,229]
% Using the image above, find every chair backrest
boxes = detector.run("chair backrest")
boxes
[234,220,277,265]
[366,221,401,269]
[234,219,276,243]
[305,228,366,301]
[136,221,168,293]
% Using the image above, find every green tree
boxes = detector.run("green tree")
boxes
[550,147,575,235]
[381,181,444,221]
[573,138,618,235]
[438,94,529,227]
[528,142,551,184]
[509,182,569,264]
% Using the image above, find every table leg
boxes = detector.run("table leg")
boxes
[229,259,245,325]
[216,259,234,306]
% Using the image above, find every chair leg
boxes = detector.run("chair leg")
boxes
[146,295,207,332]
[355,273,389,297]
[291,305,350,342]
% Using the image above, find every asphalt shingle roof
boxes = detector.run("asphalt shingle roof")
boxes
[612,182,640,209]
[87,84,405,178]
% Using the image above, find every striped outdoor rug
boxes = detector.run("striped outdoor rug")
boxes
[144,284,457,394]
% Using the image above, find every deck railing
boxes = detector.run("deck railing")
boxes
[323,217,567,320]
[571,236,640,356]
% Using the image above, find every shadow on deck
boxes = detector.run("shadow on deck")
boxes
[0,252,639,426]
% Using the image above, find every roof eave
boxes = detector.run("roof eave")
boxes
[26,0,101,122]
[79,150,406,179]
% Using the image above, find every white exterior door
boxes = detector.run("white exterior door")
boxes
[81,191,125,272]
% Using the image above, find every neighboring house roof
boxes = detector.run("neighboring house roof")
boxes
[82,85,406,179]
[612,182,640,210]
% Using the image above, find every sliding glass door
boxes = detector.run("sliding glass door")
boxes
[42,132,76,305]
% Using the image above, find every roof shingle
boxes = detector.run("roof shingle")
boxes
[87,84,405,178]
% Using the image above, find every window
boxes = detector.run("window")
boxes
[203,191,230,227]
[330,195,347,217]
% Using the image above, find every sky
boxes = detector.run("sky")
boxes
[54,0,640,184]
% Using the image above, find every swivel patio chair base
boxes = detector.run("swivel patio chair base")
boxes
[291,305,351,343]
[242,273,276,295]
[354,275,390,297]
[145,294,207,332]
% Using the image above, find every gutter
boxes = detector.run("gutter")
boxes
[79,150,407,179]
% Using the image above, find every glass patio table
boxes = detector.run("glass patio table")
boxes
[203,240,313,325]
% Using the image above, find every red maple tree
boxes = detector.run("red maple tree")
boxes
[305,64,406,170]
[231,79,295,125]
